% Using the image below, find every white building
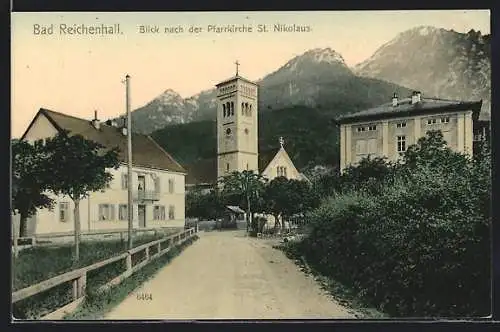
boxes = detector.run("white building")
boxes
[20,108,186,236]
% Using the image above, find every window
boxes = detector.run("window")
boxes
[119,204,128,221]
[226,163,230,172]
[246,163,249,170]
[230,102,234,116]
[441,117,450,124]
[168,205,175,220]
[397,136,406,153]
[59,202,70,223]
[284,167,287,178]
[153,205,166,220]
[367,138,378,155]
[357,126,366,132]
[368,125,377,131]
[168,179,174,194]
[277,166,287,178]
[396,122,407,128]
[99,204,115,221]
[121,174,128,189]
[356,139,367,155]
[154,177,161,193]
[427,118,437,125]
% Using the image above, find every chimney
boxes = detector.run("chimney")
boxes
[392,93,398,107]
[91,110,100,129]
[416,91,422,102]
[411,91,419,105]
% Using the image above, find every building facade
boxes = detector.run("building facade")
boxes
[336,92,484,172]
[20,108,186,235]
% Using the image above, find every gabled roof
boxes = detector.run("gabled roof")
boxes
[21,108,186,173]
[335,97,483,124]
[226,206,245,214]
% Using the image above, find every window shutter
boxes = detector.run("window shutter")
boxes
[121,174,128,189]
[155,177,161,193]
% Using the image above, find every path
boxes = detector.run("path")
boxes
[105,230,355,320]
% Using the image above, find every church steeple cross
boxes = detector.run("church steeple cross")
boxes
[235,60,240,76]
[279,136,285,148]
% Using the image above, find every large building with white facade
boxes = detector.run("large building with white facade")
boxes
[335,91,485,172]
[20,108,186,235]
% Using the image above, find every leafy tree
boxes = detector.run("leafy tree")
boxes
[12,140,55,237]
[186,187,225,220]
[43,130,120,262]
[263,177,310,232]
[218,170,267,233]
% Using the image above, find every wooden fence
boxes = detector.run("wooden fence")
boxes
[12,227,198,319]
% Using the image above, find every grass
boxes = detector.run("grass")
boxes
[274,242,388,319]
[12,231,177,291]
[11,230,180,319]
[64,235,199,320]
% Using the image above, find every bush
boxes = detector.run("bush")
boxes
[298,132,491,317]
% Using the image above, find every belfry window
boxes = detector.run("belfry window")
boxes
[230,102,234,116]
[223,104,226,117]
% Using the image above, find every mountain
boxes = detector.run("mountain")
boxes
[124,47,412,134]
[355,26,491,118]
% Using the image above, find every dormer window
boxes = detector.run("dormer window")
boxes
[427,118,437,125]
[396,122,407,128]
[441,117,450,124]
[368,125,377,131]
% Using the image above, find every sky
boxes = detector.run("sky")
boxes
[11,10,490,138]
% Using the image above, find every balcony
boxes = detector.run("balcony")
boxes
[133,190,160,202]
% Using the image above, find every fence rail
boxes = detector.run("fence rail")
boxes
[12,227,198,318]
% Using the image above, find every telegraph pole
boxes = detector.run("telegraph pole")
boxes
[126,74,134,249]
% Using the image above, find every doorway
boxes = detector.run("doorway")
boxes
[138,205,146,228]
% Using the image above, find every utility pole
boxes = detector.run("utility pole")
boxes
[126,74,134,250]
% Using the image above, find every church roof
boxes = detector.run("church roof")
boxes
[335,97,482,124]
[21,108,186,173]
[215,74,258,87]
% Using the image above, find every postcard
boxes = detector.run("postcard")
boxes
[11,10,492,321]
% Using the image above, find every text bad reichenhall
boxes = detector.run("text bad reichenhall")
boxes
[33,23,121,35]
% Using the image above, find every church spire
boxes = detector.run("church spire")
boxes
[279,136,285,148]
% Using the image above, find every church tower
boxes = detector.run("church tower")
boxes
[216,61,259,180]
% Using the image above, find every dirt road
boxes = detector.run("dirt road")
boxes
[105,230,355,320]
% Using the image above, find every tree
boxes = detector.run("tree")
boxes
[218,170,266,233]
[12,139,55,237]
[43,130,120,263]
[186,187,225,221]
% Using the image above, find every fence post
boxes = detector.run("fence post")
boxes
[78,273,87,298]
[145,246,150,261]
[157,242,161,255]
[126,252,132,271]
[12,210,20,258]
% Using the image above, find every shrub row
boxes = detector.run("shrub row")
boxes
[299,136,491,317]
